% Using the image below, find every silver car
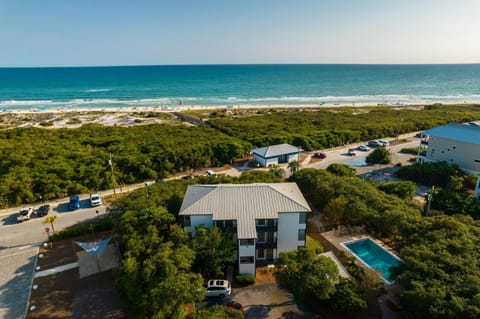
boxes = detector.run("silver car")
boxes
[204,279,231,298]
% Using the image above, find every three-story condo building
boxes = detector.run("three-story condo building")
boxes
[179,183,311,275]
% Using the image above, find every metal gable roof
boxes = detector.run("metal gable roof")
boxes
[179,183,311,239]
[425,123,480,145]
[251,143,302,158]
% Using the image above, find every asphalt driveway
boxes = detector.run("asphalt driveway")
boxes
[231,283,315,319]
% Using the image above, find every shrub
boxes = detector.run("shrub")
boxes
[366,147,390,164]
[235,274,256,285]
[39,121,54,127]
[400,147,420,155]
[49,218,114,242]
[66,118,82,125]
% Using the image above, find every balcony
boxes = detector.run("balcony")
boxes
[256,240,277,249]
[255,224,277,231]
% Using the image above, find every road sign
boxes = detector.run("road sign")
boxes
[44,227,50,233]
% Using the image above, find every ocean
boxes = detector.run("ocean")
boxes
[1,64,480,111]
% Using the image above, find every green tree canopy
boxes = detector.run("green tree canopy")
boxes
[366,147,391,164]
[192,226,235,276]
[326,163,356,177]
[275,247,338,301]
[114,207,204,319]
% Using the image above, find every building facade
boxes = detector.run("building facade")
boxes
[251,143,302,167]
[179,183,311,275]
[417,122,480,196]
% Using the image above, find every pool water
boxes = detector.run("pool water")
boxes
[342,237,401,284]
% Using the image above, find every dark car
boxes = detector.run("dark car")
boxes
[36,204,51,217]
[226,302,245,314]
[69,195,81,210]
[346,149,356,156]
[313,152,327,159]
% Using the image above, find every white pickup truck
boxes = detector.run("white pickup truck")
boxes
[17,207,35,222]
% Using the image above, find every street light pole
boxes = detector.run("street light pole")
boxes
[425,185,435,217]
[109,152,117,195]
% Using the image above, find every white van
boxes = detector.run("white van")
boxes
[90,193,102,207]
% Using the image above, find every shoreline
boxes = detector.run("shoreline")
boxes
[1,100,477,115]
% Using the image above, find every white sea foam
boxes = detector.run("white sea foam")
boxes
[2,94,480,111]
[85,88,111,93]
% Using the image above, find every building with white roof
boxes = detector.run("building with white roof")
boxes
[417,122,480,196]
[179,183,311,275]
[251,143,302,167]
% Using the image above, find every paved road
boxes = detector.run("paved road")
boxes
[0,204,109,250]
[304,134,420,171]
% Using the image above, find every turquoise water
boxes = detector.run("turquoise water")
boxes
[343,237,400,283]
[1,64,480,111]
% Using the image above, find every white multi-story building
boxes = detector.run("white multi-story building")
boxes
[417,122,480,196]
[179,183,311,275]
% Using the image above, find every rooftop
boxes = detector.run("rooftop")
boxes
[425,123,480,145]
[251,143,302,158]
[179,183,311,239]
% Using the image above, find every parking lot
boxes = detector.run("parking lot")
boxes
[0,246,38,319]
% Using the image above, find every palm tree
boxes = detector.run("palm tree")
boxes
[44,215,57,234]
[287,160,301,174]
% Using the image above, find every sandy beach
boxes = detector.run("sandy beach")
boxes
[0,103,432,129]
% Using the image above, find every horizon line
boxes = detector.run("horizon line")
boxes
[1,62,480,69]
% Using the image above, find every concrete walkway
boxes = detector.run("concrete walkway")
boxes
[34,262,78,278]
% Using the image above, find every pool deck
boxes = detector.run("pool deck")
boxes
[320,227,399,260]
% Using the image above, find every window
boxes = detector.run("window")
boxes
[475,160,480,163]
[240,256,254,264]
[215,220,223,228]
[256,219,266,226]
[298,229,306,241]
[266,248,274,259]
[257,231,266,243]
[257,248,265,259]
[299,213,307,224]
[239,239,254,246]
[225,220,233,228]
[183,216,191,227]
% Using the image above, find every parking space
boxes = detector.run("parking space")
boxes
[0,246,38,319]
[231,283,311,319]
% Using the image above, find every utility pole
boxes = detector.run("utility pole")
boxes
[396,117,403,145]
[425,185,435,216]
[109,152,117,195]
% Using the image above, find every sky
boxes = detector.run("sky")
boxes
[0,0,479,66]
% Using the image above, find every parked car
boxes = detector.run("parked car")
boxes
[17,207,34,222]
[205,279,231,298]
[378,140,389,147]
[346,149,356,156]
[205,170,216,177]
[313,152,327,159]
[226,302,245,314]
[69,195,81,210]
[36,204,51,217]
[368,140,382,147]
[90,193,102,207]
[357,145,371,151]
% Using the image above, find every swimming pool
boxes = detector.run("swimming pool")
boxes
[341,237,401,284]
